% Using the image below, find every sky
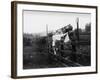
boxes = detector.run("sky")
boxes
[23,10,91,35]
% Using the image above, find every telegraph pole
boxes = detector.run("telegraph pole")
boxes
[76,17,79,43]
[46,24,49,54]
[46,24,48,45]
[73,17,80,62]
[46,24,48,36]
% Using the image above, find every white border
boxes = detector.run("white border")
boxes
[17,3,96,76]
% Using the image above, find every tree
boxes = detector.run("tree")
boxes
[85,23,91,32]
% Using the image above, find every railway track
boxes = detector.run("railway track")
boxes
[50,52,82,67]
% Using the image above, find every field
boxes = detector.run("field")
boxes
[23,35,67,69]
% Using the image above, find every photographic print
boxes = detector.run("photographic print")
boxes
[11,1,97,78]
[23,10,91,69]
